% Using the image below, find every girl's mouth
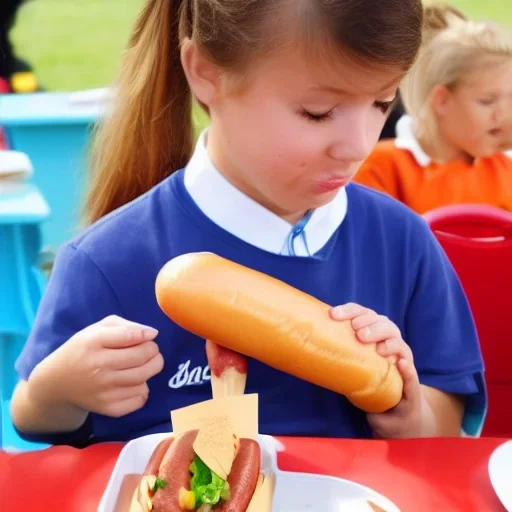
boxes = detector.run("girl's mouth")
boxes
[316,177,349,193]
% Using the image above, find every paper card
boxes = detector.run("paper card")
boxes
[367,500,389,512]
[192,414,237,480]
[170,393,258,441]
[246,472,276,512]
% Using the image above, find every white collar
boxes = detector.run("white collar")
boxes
[394,115,432,167]
[184,131,348,256]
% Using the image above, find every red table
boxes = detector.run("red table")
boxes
[0,436,508,511]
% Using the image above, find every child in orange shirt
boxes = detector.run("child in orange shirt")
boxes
[354,6,512,214]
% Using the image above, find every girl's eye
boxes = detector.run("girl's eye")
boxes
[373,100,396,115]
[301,109,334,123]
[478,98,495,106]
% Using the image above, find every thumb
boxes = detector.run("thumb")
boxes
[94,324,159,349]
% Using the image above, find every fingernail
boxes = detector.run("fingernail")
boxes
[143,327,159,341]
[332,306,346,319]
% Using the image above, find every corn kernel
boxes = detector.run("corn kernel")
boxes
[178,488,196,510]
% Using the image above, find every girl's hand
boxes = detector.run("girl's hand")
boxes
[331,303,433,438]
[30,315,164,419]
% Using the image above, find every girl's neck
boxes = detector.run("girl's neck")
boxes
[416,130,474,166]
[206,130,308,225]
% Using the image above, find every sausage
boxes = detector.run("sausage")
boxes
[206,339,247,377]
[151,429,199,512]
[218,438,261,512]
[143,436,174,476]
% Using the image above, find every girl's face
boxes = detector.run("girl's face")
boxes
[206,45,402,223]
[433,58,512,161]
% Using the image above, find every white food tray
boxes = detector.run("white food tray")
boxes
[98,433,400,512]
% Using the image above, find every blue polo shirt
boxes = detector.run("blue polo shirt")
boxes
[15,134,486,446]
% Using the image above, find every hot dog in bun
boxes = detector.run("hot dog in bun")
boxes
[155,252,403,413]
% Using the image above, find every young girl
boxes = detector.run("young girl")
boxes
[355,6,512,213]
[11,0,485,447]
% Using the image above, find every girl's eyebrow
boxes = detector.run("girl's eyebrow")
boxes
[307,77,401,97]
[305,85,349,96]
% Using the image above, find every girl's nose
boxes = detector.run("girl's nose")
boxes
[328,108,374,163]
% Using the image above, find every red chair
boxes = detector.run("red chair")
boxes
[424,204,512,437]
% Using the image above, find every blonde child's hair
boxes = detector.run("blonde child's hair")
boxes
[400,4,512,145]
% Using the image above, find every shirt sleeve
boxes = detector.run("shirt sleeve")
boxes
[405,219,487,437]
[14,243,124,446]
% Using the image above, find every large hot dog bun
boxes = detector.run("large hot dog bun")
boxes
[155,253,403,413]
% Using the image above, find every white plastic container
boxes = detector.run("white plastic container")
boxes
[98,433,400,512]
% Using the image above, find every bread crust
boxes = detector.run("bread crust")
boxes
[156,253,403,413]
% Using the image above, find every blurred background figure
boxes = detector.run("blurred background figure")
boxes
[355,5,512,213]
[0,0,39,93]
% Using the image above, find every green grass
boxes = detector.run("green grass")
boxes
[11,0,210,128]
[447,0,512,24]
[12,0,512,93]
[11,0,145,92]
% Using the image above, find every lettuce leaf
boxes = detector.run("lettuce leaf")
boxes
[150,477,167,492]
[189,455,231,506]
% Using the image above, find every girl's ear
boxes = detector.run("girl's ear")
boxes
[181,38,221,109]
[429,84,453,118]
